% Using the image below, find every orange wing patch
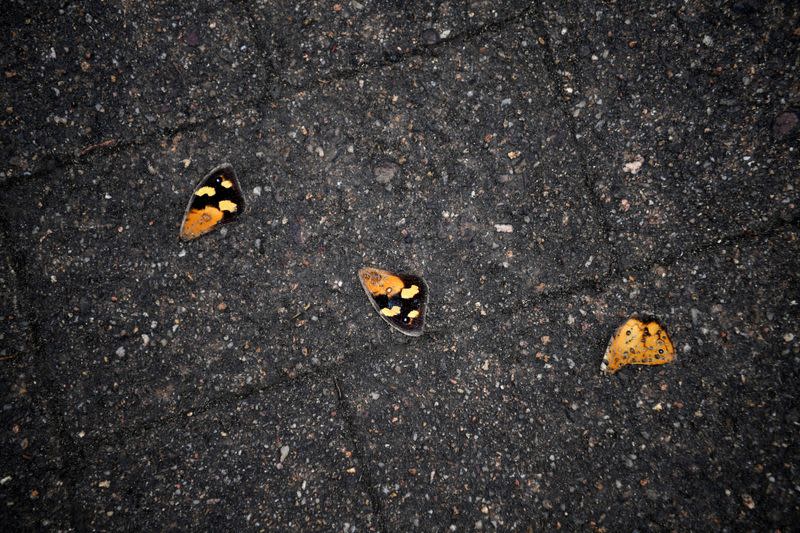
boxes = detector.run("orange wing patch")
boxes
[180,206,224,240]
[360,268,405,297]
[601,317,675,374]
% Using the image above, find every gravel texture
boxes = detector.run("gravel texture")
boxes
[1,1,798,530]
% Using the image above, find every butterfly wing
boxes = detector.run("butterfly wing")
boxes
[179,164,245,241]
[600,319,640,374]
[359,267,428,336]
[601,317,675,374]
[638,321,675,365]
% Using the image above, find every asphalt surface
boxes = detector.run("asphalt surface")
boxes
[1,1,799,531]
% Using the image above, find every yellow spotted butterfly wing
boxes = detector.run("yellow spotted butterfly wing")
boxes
[601,317,675,374]
[359,267,428,336]
[179,164,245,241]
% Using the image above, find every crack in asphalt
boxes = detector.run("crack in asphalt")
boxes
[265,4,535,96]
[529,3,619,282]
[2,112,233,188]
[0,220,87,530]
[333,376,390,533]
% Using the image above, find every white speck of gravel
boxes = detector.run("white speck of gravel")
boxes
[280,445,290,463]
[252,186,262,196]
[178,249,186,258]
[440,29,451,39]
[494,224,513,233]
[584,255,594,267]
[501,98,512,107]
[784,333,795,342]
[702,35,714,47]
[370,392,380,400]
[141,334,150,347]
[116,347,125,357]
[0,476,11,485]
[623,155,644,174]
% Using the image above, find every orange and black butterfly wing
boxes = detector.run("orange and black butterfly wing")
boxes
[359,267,428,336]
[639,320,675,365]
[601,316,675,374]
[179,164,245,241]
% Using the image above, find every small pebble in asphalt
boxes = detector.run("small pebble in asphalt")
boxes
[373,161,399,184]
[773,110,798,138]
[421,29,439,46]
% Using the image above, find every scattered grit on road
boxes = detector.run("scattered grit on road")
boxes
[1,1,799,530]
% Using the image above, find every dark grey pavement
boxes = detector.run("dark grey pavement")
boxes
[1,1,799,530]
